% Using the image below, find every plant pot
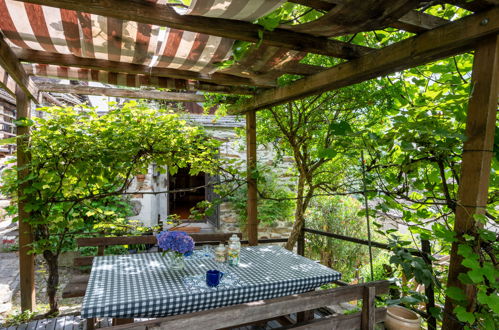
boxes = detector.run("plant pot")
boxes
[385,305,421,330]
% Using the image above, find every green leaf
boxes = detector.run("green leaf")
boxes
[447,287,467,302]
[329,121,352,135]
[454,306,475,324]
[0,137,17,144]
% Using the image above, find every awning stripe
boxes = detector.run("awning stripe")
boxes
[1,0,284,80]
[60,9,82,57]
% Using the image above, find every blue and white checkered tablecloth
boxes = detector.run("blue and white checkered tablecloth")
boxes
[81,245,341,318]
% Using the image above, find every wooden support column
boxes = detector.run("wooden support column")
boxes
[16,85,35,311]
[246,110,258,246]
[442,35,499,329]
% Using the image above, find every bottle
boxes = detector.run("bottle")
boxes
[227,241,240,266]
[230,234,241,252]
[215,243,226,263]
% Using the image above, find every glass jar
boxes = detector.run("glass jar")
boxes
[170,252,185,271]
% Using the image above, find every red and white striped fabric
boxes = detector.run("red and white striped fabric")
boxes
[0,0,283,83]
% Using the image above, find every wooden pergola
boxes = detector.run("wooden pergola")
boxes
[0,1,497,328]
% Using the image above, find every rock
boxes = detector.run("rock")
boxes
[222,216,237,224]
[0,302,12,314]
[130,200,142,216]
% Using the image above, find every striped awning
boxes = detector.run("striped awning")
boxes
[0,0,284,84]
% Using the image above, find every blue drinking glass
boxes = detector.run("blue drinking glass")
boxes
[206,269,224,287]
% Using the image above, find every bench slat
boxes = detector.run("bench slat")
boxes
[76,233,241,247]
[62,282,88,298]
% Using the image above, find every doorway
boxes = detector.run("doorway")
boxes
[168,167,206,220]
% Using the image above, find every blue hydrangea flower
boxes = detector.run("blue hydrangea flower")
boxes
[157,231,195,255]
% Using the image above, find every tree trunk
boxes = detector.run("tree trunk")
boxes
[285,174,314,251]
[42,250,59,315]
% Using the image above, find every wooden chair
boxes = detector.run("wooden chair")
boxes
[62,232,242,299]
[100,280,390,330]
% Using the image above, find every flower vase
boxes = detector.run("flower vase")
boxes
[170,252,185,271]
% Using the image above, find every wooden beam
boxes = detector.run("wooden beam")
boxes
[229,8,499,114]
[442,34,499,330]
[16,0,372,59]
[0,66,17,96]
[15,49,272,88]
[444,0,499,12]
[391,10,450,33]
[23,65,256,95]
[41,92,65,107]
[290,0,450,33]
[246,110,258,246]
[16,85,35,311]
[0,34,37,101]
[36,83,206,102]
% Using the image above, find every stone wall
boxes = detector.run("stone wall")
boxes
[127,114,295,240]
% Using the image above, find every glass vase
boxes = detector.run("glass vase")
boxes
[170,252,185,271]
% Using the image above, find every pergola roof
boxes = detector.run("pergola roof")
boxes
[1,0,496,105]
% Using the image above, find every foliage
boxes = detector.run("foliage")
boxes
[0,101,223,314]
[304,195,383,281]
[225,164,295,227]
[1,310,37,327]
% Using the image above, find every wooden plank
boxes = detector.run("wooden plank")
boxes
[290,0,449,33]
[24,65,255,95]
[442,34,499,329]
[16,0,371,59]
[229,7,499,114]
[278,308,387,330]
[246,110,258,246]
[61,281,88,298]
[36,84,206,102]
[53,316,66,330]
[15,49,271,88]
[360,286,375,330]
[0,66,17,96]
[16,85,35,312]
[76,233,241,247]
[391,10,450,33]
[0,34,37,101]
[102,281,390,330]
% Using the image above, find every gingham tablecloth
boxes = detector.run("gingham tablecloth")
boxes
[81,245,341,318]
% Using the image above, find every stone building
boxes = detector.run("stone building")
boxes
[127,113,294,239]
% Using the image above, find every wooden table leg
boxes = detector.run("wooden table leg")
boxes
[112,318,134,326]
[296,309,314,323]
[86,318,95,330]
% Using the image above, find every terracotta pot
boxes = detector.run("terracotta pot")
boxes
[385,305,421,330]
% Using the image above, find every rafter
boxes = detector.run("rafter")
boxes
[24,65,256,95]
[15,0,372,59]
[36,83,206,102]
[290,0,450,33]
[0,33,37,100]
[229,7,499,113]
[14,49,274,88]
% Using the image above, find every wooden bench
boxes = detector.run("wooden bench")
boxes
[62,232,242,299]
[101,280,390,330]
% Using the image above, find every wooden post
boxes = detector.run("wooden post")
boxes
[442,35,499,329]
[246,110,258,246]
[361,285,375,330]
[16,85,35,311]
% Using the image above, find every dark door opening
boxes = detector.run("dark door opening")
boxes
[168,167,206,221]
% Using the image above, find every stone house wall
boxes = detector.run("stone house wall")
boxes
[127,114,294,240]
